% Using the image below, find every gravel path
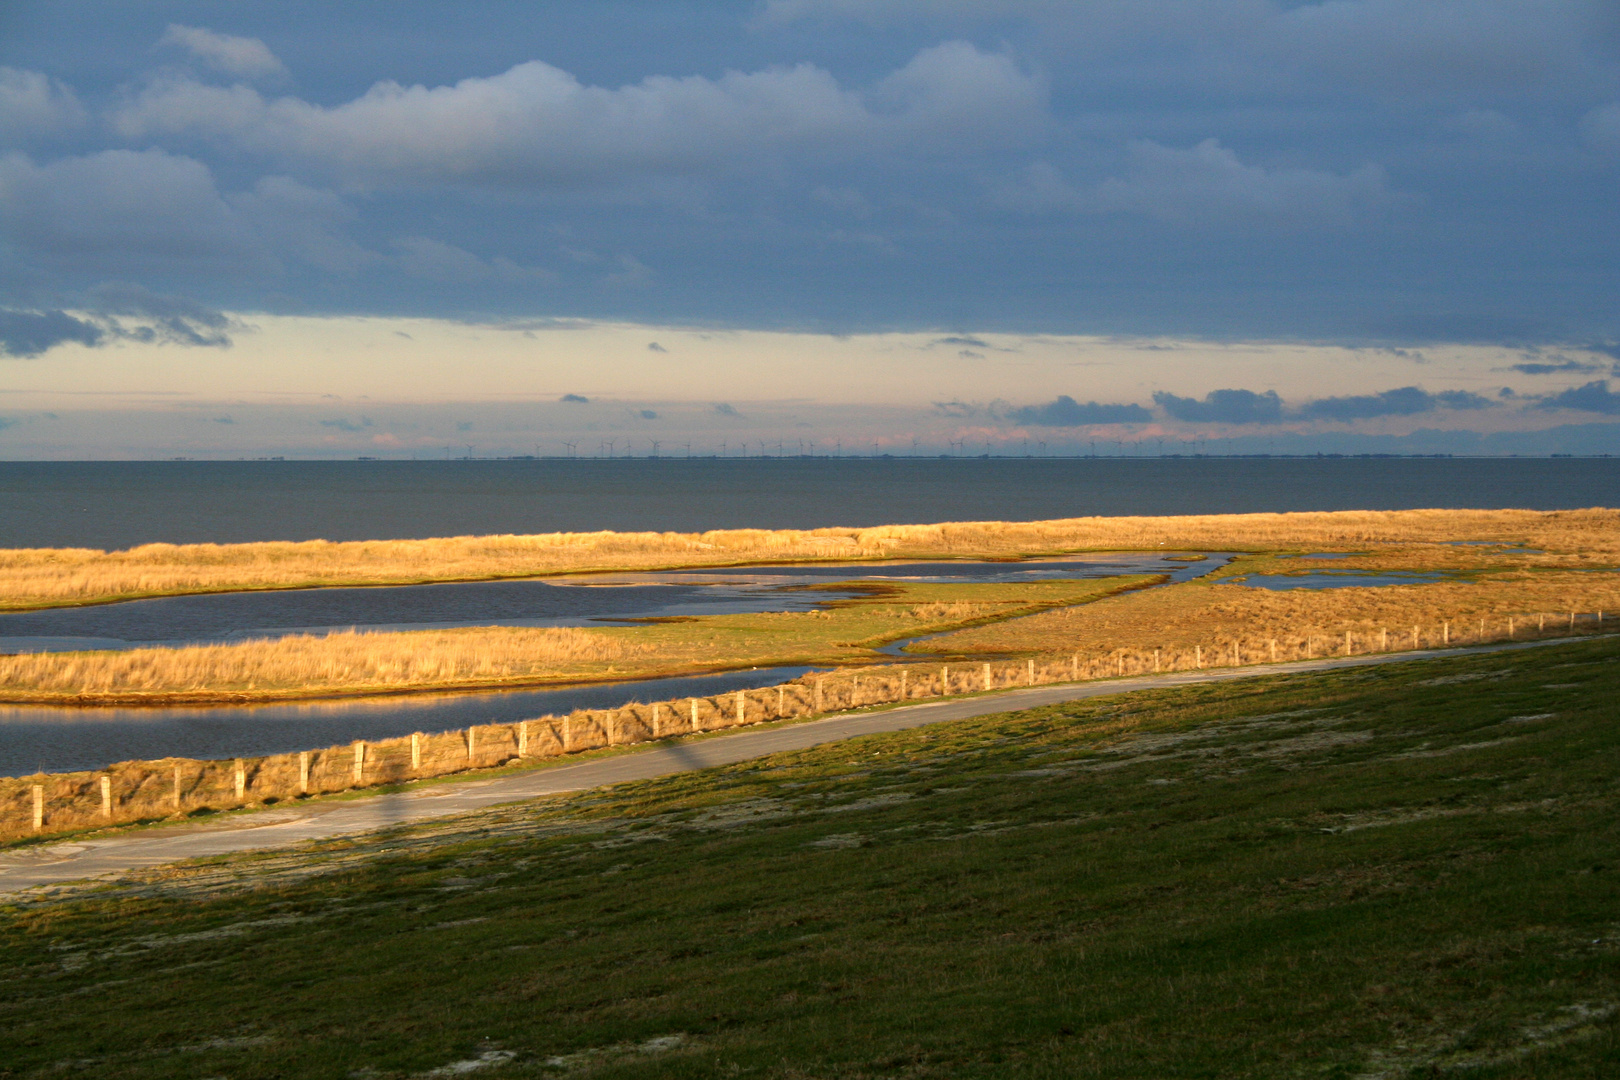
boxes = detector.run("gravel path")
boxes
[0,638,1586,894]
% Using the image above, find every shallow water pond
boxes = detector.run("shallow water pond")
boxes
[0,553,1220,655]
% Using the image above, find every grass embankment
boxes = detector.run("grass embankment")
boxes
[3,508,1615,611]
[2,641,1617,1078]
[920,555,1620,661]
[0,577,1145,704]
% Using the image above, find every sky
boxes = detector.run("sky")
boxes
[1,0,1618,458]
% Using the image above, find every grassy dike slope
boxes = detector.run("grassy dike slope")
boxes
[3,642,1618,1078]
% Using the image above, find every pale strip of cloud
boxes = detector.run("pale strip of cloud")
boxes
[110,43,1044,186]
[0,315,1578,433]
[997,142,1401,228]
[158,25,288,80]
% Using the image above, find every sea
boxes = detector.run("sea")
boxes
[2,457,1616,550]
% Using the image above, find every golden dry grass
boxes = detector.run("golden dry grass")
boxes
[0,578,1132,704]
[0,626,639,701]
[922,568,1620,659]
[3,508,1616,611]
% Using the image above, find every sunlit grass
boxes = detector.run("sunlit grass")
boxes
[2,508,1614,610]
[0,577,1143,703]
[1,639,1615,1077]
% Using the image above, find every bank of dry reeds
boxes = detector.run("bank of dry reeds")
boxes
[925,570,1620,659]
[0,627,637,701]
[6,613,1612,842]
[4,509,1616,610]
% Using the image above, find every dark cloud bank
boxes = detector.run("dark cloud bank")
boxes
[1011,382,1612,428]
[1,3,1618,341]
[0,286,235,358]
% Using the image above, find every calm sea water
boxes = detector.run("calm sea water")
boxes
[2,458,1615,549]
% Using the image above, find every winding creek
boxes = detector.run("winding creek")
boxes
[0,551,1273,775]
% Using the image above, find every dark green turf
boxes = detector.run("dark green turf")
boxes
[2,640,1618,1078]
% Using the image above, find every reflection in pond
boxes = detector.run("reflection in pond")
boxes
[0,553,1235,775]
[0,665,819,778]
[0,553,1219,655]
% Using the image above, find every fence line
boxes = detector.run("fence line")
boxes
[2,610,1607,841]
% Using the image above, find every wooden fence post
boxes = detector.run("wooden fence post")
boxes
[467,726,477,763]
[1507,618,1514,639]
[299,751,310,793]
[518,721,529,757]
[651,704,661,738]
[1345,630,1352,656]
[983,663,992,691]
[940,665,949,695]
[1232,641,1239,665]
[736,690,746,725]
[1412,626,1419,648]
[352,742,365,785]
[777,687,785,715]
[1478,618,1485,641]
[1443,621,1450,644]
[32,785,43,832]
[900,670,908,700]
[234,759,246,802]
[1269,639,1277,662]
[173,764,183,811]
[1027,659,1035,685]
[99,775,111,820]
[691,698,701,734]
[1569,611,1575,629]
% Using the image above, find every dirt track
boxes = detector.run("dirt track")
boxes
[0,637,1592,896]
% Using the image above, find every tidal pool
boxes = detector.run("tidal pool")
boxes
[0,553,1222,654]
[0,552,1232,774]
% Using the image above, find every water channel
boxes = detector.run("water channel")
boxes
[1,553,1229,775]
[4,552,1506,775]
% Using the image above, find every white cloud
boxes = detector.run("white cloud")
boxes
[866,41,1044,145]
[109,43,1044,187]
[0,149,255,266]
[0,67,86,136]
[158,24,288,80]
[998,141,1400,228]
